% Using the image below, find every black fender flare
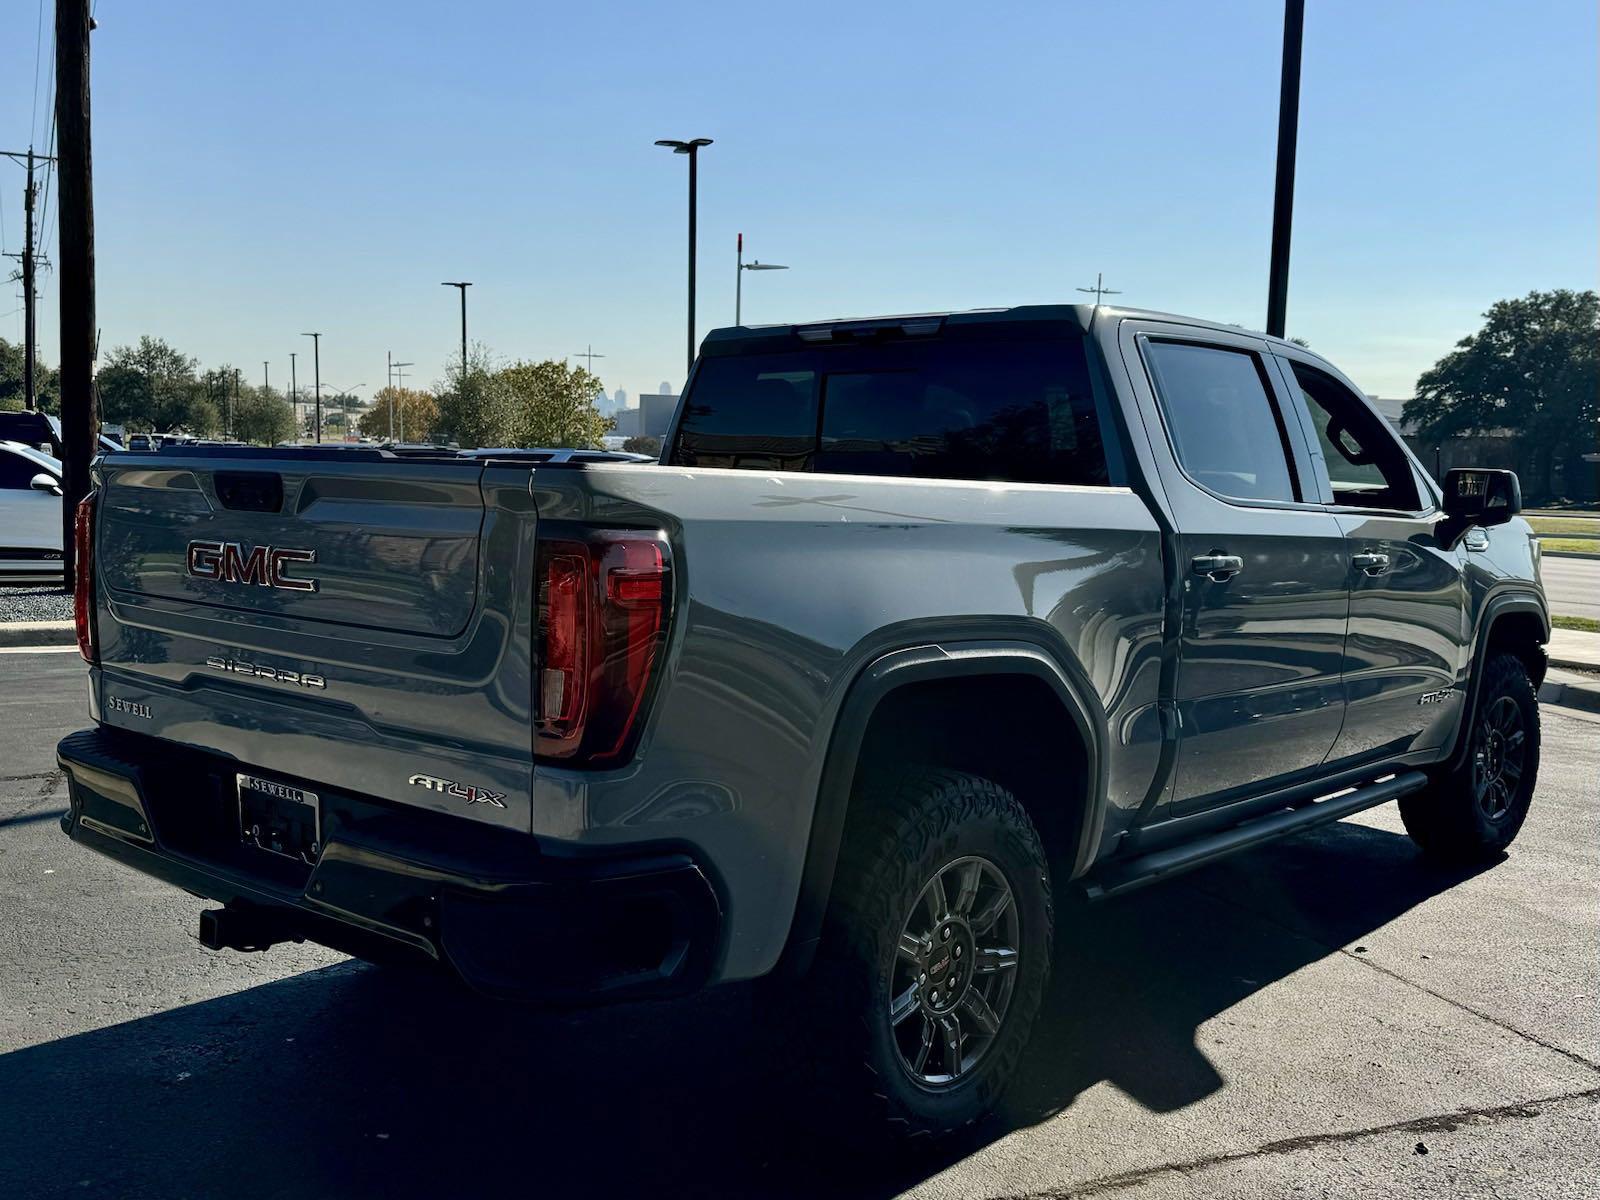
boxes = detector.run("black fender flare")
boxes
[1447,588,1549,773]
[774,638,1107,978]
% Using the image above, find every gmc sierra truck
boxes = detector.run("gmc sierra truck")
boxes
[57,304,1547,1137]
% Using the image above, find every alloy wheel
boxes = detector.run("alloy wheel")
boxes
[1472,694,1526,822]
[889,855,1020,1088]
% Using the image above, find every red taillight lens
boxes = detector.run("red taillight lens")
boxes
[536,532,672,764]
[73,491,97,663]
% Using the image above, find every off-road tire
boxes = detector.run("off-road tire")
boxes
[786,766,1053,1141]
[1400,652,1540,863]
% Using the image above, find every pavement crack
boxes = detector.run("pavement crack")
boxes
[1014,1086,1600,1198]
[1181,877,1600,1077]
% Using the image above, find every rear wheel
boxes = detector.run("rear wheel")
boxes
[1400,652,1540,862]
[786,767,1053,1139]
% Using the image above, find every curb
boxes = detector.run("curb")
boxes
[0,621,74,649]
[1540,678,1600,715]
[1540,549,1600,560]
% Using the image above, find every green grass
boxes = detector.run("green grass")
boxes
[1527,516,1600,537]
[1541,537,1600,555]
[1552,615,1600,634]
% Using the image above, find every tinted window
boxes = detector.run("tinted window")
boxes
[1143,341,1298,503]
[671,336,1108,486]
[0,449,49,490]
[1290,362,1421,512]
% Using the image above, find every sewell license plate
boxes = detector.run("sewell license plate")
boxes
[237,773,321,863]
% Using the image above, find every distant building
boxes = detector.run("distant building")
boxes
[611,407,640,437]
[639,393,678,439]
[1367,395,1415,435]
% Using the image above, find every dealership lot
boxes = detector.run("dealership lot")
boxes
[1,649,1596,1199]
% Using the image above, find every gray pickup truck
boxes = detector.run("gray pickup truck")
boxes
[58,304,1547,1137]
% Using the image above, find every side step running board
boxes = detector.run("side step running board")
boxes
[1082,770,1430,902]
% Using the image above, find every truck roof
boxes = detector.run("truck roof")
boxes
[701,302,1314,357]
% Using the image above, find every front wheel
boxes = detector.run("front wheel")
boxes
[787,767,1054,1139]
[1400,652,1540,862]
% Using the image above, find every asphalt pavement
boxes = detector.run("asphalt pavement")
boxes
[1540,555,1600,622]
[2,650,1597,1199]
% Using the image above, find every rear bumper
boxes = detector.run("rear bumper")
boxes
[56,726,722,1003]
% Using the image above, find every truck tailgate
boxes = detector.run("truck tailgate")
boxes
[89,452,538,830]
[100,459,484,637]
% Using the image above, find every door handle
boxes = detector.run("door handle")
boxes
[1191,553,1244,582]
[1352,552,1391,576]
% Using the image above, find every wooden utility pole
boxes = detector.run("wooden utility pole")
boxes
[21,149,38,410]
[56,0,98,591]
[1,147,52,410]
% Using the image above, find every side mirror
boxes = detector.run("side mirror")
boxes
[29,473,63,497]
[1440,468,1520,546]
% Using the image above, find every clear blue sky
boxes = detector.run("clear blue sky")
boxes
[4,0,1595,403]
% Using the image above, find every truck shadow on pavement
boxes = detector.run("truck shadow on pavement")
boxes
[0,819,1494,1200]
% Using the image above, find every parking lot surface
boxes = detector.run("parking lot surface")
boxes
[2,649,1596,1198]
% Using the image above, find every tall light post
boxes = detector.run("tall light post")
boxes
[736,232,788,325]
[654,137,713,375]
[301,332,322,442]
[324,383,365,441]
[290,351,299,438]
[1075,272,1122,306]
[392,361,414,441]
[441,281,471,386]
[1266,0,1305,338]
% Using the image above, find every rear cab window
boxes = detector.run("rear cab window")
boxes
[1140,340,1302,504]
[669,333,1111,486]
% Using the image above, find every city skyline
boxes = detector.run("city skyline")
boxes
[4,1,1593,405]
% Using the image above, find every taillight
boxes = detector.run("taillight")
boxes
[536,531,672,764]
[73,490,97,663]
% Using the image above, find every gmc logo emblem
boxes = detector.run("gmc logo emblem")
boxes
[187,540,319,592]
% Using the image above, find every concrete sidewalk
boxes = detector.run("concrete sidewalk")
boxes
[1549,627,1600,672]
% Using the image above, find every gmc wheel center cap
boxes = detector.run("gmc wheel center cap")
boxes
[920,920,974,1015]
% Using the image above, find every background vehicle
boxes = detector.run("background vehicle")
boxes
[0,411,122,457]
[0,439,64,582]
[56,304,1546,1138]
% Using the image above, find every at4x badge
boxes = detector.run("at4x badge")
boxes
[407,773,507,809]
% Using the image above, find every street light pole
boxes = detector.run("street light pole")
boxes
[655,138,713,375]
[302,332,322,443]
[290,351,298,438]
[441,282,471,385]
[735,232,789,325]
[1266,0,1305,339]
[392,362,414,441]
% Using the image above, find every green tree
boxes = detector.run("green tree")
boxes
[1405,290,1598,501]
[231,384,296,446]
[97,336,216,433]
[432,343,506,448]
[359,386,437,441]
[0,338,61,413]
[495,359,614,449]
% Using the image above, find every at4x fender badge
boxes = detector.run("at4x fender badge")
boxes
[408,773,507,809]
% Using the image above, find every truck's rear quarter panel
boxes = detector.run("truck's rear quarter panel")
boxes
[532,464,1164,979]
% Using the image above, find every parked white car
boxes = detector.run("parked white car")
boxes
[0,439,64,582]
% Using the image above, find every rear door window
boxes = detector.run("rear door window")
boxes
[670,336,1109,486]
[1142,340,1300,504]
